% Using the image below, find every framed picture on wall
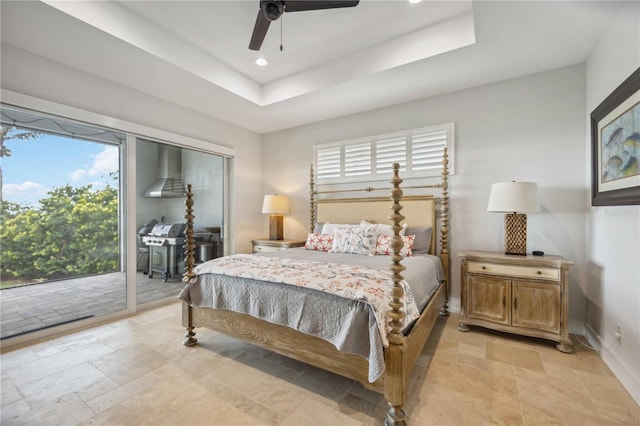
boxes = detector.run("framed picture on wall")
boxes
[591,67,640,206]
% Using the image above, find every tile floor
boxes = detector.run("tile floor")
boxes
[1,302,638,425]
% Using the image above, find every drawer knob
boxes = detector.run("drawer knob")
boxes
[537,270,542,275]
[481,266,486,270]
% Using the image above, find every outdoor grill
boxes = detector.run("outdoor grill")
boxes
[142,223,186,282]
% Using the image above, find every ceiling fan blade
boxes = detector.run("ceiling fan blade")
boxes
[283,0,359,13]
[249,10,271,51]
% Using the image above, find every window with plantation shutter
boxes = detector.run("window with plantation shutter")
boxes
[410,127,449,175]
[314,123,454,183]
[344,142,371,177]
[376,135,406,175]
[316,146,341,180]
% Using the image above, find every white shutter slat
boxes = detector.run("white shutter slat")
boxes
[345,142,371,177]
[376,137,406,175]
[411,128,448,175]
[317,146,341,179]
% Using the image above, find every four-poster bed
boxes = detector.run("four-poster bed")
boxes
[179,150,450,425]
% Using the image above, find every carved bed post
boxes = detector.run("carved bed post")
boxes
[439,147,450,316]
[385,163,407,426]
[182,184,197,346]
[309,164,316,233]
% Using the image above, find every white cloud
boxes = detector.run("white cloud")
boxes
[70,169,87,180]
[3,181,48,197]
[69,145,119,180]
[88,181,106,190]
[88,146,119,177]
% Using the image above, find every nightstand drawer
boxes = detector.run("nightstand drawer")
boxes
[251,239,306,254]
[468,261,560,281]
[253,245,284,253]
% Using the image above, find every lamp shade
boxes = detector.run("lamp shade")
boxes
[262,194,290,215]
[487,182,540,213]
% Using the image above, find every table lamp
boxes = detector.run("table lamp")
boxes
[262,194,290,240]
[487,182,539,256]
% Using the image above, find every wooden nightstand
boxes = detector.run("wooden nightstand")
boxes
[251,239,306,253]
[458,250,573,353]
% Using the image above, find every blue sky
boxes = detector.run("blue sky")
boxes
[2,132,119,207]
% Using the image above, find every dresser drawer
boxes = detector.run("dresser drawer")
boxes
[468,261,560,281]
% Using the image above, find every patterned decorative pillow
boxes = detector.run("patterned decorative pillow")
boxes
[304,233,334,252]
[375,235,415,257]
[360,220,407,237]
[330,224,379,255]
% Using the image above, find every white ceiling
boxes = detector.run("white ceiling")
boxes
[0,1,622,134]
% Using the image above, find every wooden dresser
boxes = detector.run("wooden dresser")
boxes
[251,239,306,253]
[458,250,573,353]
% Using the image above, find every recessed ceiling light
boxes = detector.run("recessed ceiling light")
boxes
[255,57,268,66]
[408,0,422,3]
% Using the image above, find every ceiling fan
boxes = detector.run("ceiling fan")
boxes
[249,0,360,51]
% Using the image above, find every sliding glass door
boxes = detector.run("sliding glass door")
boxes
[1,103,230,342]
[1,106,126,339]
[135,138,225,306]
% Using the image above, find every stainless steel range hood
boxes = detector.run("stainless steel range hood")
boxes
[143,145,186,198]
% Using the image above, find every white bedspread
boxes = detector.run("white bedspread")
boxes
[194,254,420,348]
[179,249,443,382]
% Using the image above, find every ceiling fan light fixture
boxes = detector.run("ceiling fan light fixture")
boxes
[255,57,268,66]
[261,1,284,21]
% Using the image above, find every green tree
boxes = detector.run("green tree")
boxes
[0,200,43,281]
[1,184,119,283]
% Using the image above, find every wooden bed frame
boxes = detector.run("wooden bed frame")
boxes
[181,150,450,425]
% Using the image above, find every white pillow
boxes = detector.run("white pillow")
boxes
[331,223,379,255]
[360,220,407,237]
[321,222,358,235]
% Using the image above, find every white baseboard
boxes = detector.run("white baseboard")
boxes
[584,322,639,405]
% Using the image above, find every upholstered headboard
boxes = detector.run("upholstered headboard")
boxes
[315,196,437,255]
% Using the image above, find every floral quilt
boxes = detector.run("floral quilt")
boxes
[195,254,420,347]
